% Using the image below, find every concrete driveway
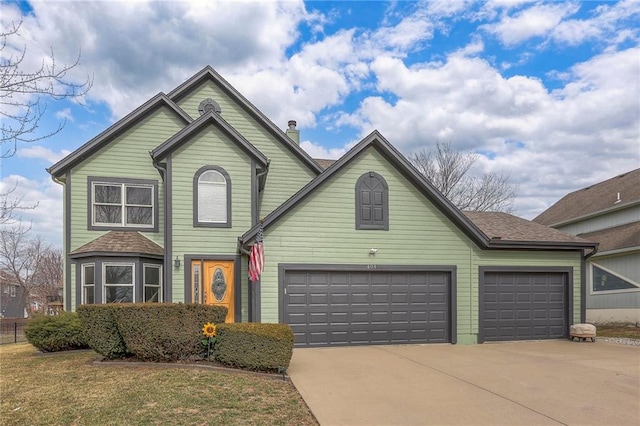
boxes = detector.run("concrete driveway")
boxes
[288,341,640,425]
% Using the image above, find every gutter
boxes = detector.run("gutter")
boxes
[585,243,599,260]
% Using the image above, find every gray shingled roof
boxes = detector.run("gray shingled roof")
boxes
[464,211,593,244]
[314,158,337,170]
[533,168,640,226]
[70,231,164,256]
[578,222,640,253]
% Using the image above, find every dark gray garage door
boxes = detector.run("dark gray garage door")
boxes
[283,269,451,347]
[481,271,568,342]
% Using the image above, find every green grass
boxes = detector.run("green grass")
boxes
[0,343,317,426]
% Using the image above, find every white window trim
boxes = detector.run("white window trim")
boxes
[81,263,96,304]
[143,263,162,303]
[103,262,135,303]
[92,182,154,228]
[10,285,16,298]
[590,262,640,295]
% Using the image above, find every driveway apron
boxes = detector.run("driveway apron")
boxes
[288,341,640,425]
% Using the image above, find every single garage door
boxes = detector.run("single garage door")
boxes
[283,268,451,347]
[480,271,569,342]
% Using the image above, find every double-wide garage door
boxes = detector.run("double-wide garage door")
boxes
[480,271,569,342]
[283,269,452,347]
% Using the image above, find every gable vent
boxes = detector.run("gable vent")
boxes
[198,98,222,115]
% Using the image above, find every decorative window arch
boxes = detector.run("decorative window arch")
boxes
[355,171,389,230]
[193,166,231,227]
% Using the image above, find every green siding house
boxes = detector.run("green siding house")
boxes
[48,66,596,346]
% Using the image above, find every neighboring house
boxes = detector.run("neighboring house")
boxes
[0,271,27,318]
[48,66,596,346]
[534,169,640,325]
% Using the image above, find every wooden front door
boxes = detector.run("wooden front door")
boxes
[191,260,235,323]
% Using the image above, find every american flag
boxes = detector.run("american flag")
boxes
[248,223,264,282]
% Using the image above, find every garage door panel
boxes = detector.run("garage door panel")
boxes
[351,293,370,304]
[330,293,348,305]
[285,270,451,347]
[482,271,568,342]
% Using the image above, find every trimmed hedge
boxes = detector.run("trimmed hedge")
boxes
[24,312,89,352]
[114,304,227,362]
[77,305,128,359]
[215,323,294,371]
[77,303,227,361]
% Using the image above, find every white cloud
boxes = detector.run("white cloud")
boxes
[483,2,581,46]
[300,140,348,160]
[55,108,74,123]
[0,175,63,248]
[16,146,70,164]
[338,46,640,218]
[4,0,309,120]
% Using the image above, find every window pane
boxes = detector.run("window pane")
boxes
[144,287,159,302]
[94,185,121,203]
[126,206,153,225]
[105,286,133,303]
[199,170,225,184]
[95,205,122,224]
[105,265,133,285]
[126,186,152,205]
[84,265,95,285]
[198,184,226,222]
[144,266,160,285]
[593,266,638,292]
[83,286,95,304]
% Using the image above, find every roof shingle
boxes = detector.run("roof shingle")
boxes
[464,211,593,244]
[70,231,164,256]
[578,222,640,253]
[533,168,640,226]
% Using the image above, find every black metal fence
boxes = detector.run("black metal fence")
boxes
[0,318,29,344]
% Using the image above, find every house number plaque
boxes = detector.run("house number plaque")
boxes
[212,268,226,301]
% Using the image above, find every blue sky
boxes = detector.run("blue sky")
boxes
[1,0,639,247]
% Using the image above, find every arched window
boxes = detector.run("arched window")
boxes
[194,166,231,227]
[355,172,388,230]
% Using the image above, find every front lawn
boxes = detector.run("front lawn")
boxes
[0,344,317,426]
[596,325,640,340]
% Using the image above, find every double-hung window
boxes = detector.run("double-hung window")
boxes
[103,263,134,303]
[82,264,95,304]
[91,180,155,228]
[143,264,162,302]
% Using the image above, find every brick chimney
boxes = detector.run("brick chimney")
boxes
[285,120,299,144]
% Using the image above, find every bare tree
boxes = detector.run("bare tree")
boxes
[1,182,37,225]
[30,247,63,314]
[1,20,93,158]
[0,223,62,315]
[410,142,518,213]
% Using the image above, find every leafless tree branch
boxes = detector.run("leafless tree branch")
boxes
[0,20,93,158]
[410,141,518,213]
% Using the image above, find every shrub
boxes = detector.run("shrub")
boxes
[114,304,227,362]
[215,323,294,372]
[77,305,128,359]
[24,312,89,352]
[77,303,227,361]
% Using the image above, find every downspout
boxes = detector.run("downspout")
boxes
[150,153,169,302]
[581,243,599,324]
[50,174,69,310]
[256,160,270,190]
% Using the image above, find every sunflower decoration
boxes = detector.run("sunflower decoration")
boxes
[201,322,217,361]
[202,322,217,338]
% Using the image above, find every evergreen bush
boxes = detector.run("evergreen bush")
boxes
[24,312,89,352]
[215,323,294,371]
